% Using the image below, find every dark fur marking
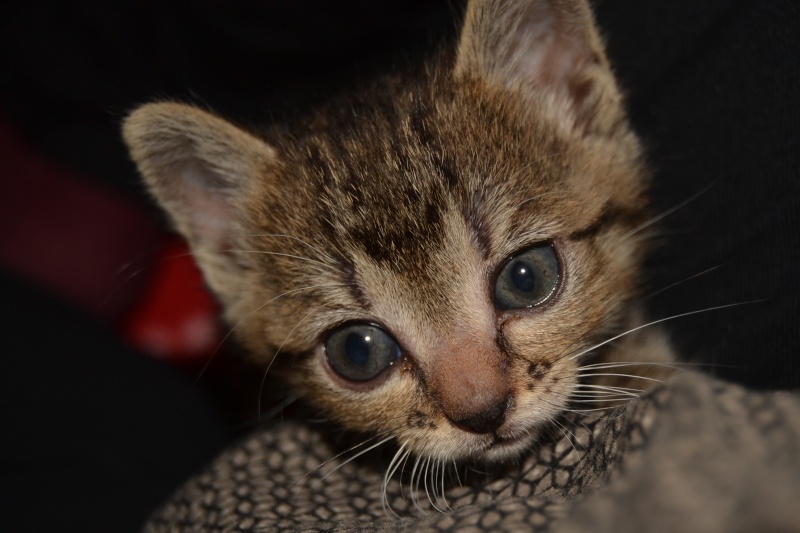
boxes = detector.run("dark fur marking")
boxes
[527,362,544,380]
[349,226,391,264]
[425,201,441,228]
[408,410,436,429]
[495,330,520,360]
[408,96,460,192]
[341,259,371,310]
[568,204,642,241]
[436,155,460,192]
[347,199,445,271]
[409,98,432,145]
[462,190,492,260]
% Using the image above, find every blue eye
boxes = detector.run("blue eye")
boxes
[494,244,560,310]
[326,323,401,382]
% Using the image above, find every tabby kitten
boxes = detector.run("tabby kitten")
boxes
[123,0,672,464]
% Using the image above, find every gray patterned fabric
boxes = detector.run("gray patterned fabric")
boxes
[144,373,800,532]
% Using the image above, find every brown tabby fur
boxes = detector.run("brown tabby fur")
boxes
[123,0,673,463]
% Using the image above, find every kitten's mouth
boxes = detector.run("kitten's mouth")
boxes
[491,433,525,448]
[481,431,536,460]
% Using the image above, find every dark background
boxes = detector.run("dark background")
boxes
[1,1,797,531]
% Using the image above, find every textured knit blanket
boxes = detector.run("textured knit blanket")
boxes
[144,372,800,532]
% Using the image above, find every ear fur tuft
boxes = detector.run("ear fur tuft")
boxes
[123,102,279,251]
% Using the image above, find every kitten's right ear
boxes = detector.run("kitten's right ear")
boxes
[455,0,624,136]
[123,102,279,252]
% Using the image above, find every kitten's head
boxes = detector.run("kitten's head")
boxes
[124,0,649,462]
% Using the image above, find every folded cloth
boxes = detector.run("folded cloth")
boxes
[143,372,800,532]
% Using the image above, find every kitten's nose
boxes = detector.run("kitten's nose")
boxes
[451,397,509,434]
[428,327,511,435]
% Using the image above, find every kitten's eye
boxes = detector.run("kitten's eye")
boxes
[494,244,560,311]
[325,323,401,382]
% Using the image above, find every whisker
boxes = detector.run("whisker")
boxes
[452,459,462,488]
[258,305,325,420]
[101,247,196,309]
[567,405,629,413]
[382,442,409,517]
[568,390,634,398]
[423,457,440,512]
[194,282,344,386]
[573,398,637,404]
[567,301,765,362]
[552,418,584,455]
[638,264,724,301]
[429,457,437,511]
[557,407,608,422]
[619,182,715,241]
[438,459,450,511]
[410,455,424,513]
[550,265,727,367]
[575,382,644,391]
[244,233,331,260]
[256,394,300,424]
[575,372,663,384]
[575,383,644,395]
[578,361,686,371]
[399,446,414,502]
[296,429,394,486]
[320,435,394,481]
[223,249,334,271]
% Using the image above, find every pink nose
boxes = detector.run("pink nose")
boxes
[427,334,511,434]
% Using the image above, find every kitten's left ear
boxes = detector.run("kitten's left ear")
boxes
[455,0,624,135]
[122,102,278,253]
[123,102,281,299]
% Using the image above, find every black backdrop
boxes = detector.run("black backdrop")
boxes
[1,1,797,531]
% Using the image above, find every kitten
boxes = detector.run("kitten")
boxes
[123,0,673,465]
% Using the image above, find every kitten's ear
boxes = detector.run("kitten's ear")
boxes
[455,0,623,135]
[123,102,278,252]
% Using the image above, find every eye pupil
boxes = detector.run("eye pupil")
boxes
[326,323,401,382]
[511,261,536,292]
[494,243,560,311]
[344,332,370,366]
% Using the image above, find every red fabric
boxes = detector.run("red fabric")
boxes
[121,239,221,361]
[0,110,220,362]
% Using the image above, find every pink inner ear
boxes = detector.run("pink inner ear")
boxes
[176,162,236,251]
[538,34,590,91]
[506,13,558,85]
[505,7,594,102]
[457,0,615,133]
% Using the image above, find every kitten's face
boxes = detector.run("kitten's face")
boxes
[124,0,652,463]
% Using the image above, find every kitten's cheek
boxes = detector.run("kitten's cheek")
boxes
[498,318,545,351]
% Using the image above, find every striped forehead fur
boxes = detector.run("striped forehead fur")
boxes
[242,68,647,313]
